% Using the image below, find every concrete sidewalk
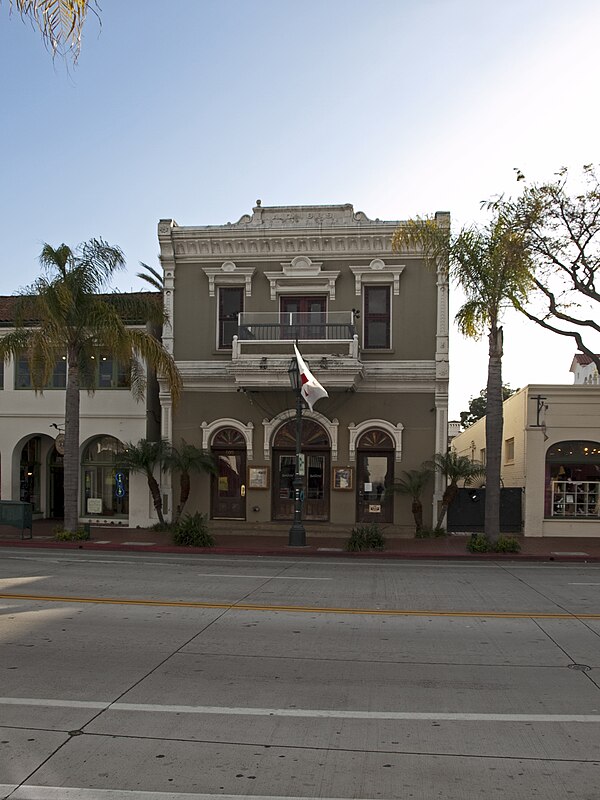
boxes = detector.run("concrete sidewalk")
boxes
[1,518,600,561]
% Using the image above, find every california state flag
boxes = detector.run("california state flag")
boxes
[294,343,329,411]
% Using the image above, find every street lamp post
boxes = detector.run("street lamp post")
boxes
[288,356,307,547]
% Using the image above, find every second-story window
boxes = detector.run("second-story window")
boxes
[16,355,67,389]
[95,354,130,388]
[219,287,243,349]
[363,286,391,349]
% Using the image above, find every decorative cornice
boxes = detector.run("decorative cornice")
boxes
[201,418,254,461]
[202,262,256,297]
[264,255,340,300]
[350,259,405,296]
[169,359,439,393]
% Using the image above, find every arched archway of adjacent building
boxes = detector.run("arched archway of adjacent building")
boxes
[271,418,330,521]
[210,427,247,520]
[11,433,56,517]
[545,440,600,518]
[81,435,129,520]
[356,429,395,523]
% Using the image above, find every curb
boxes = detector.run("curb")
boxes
[1,539,599,562]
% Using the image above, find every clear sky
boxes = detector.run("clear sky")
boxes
[1,0,599,418]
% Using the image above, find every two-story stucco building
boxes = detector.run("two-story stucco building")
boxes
[0,295,161,528]
[157,203,449,532]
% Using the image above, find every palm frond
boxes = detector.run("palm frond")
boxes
[136,263,164,292]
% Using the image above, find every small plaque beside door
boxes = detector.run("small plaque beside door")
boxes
[368,504,382,514]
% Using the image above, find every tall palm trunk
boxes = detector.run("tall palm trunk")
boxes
[147,472,165,525]
[63,351,80,532]
[485,324,503,543]
[437,482,458,528]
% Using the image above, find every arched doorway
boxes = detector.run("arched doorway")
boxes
[48,447,64,519]
[356,429,394,523]
[81,436,129,519]
[19,437,42,512]
[545,440,600,518]
[211,428,247,520]
[272,419,330,521]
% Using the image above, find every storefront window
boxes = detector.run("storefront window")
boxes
[81,436,129,518]
[545,441,600,518]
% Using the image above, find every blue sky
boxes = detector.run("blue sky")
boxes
[1,0,599,417]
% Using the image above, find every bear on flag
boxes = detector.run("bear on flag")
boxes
[293,343,328,411]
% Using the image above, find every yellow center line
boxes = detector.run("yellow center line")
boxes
[0,592,598,619]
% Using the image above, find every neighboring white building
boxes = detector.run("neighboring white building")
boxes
[452,382,600,537]
[571,353,600,385]
[0,295,162,528]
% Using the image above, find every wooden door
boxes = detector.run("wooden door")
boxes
[280,296,326,339]
[210,429,247,520]
[357,451,394,523]
[272,451,329,521]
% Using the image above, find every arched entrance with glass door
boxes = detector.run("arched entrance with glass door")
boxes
[210,428,247,519]
[272,419,330,521]
[356,429,394,523]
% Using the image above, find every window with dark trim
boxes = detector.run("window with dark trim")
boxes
[363,285,391,349]
[219,287,243,349]
[16,355,67,389]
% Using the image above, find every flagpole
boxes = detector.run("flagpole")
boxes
[288,342,306,547]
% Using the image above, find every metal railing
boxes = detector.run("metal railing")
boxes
[236,311,356,342]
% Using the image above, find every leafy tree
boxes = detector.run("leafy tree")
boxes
[136,262,164,292]
[388,467,432,534]
[460,385,517,429]
[121,439,171,526]
[0,239,182,532]
[393,214,532,542]
[4,0,99,62]
[491,165,600,372]
[164,440,216,523]
[426,452,485,530]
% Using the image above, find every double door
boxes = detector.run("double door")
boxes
[273,451,329,521]
[280,296,326,340]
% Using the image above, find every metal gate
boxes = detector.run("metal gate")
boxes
[447,488,523,533]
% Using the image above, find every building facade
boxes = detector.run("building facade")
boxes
[452,384,600,537]
[157,203,449,533]
[0,296,160,528]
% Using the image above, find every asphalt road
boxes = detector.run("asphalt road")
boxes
[1,549,599,799]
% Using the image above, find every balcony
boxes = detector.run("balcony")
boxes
[229,311,363,390]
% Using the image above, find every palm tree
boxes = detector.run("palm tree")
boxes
[136,262,164,291]
[427,452,485,530]
[388,468,432,534]
[121,439,171,526]
[6,0,98,61]
[0,239,182,532]
[393,215,531,543]
[164,440,216,523]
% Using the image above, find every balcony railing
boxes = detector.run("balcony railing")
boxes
[231,311,359,361]
[236,311,356,342]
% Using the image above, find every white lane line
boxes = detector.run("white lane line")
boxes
[2,697,600,723]
[569,582,600,585]
[7,787,362,800]
[196,573,331,580]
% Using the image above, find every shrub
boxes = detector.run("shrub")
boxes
[345,523,385,552]
[54,527,91,542]
[494,535,521,553]
[172,512,214,547]
[466,534,522,553]
[466,534,491,553]
[150,521,177,533]
[416,527,446,538]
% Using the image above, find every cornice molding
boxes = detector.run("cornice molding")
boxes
[349,259,405,296]
[202,262,256,297]
[262,409,339,462]
[348,419,405,463]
